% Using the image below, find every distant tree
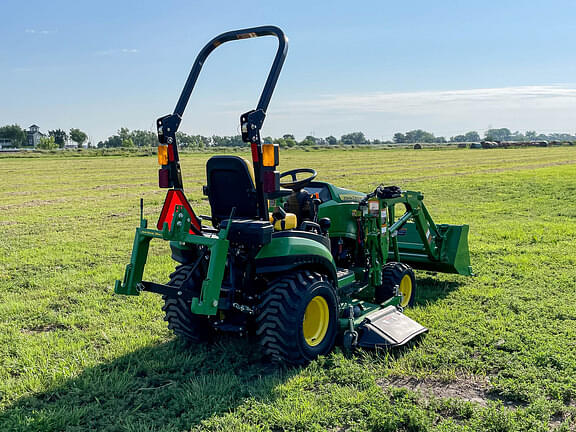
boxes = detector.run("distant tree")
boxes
[451,134,467,142]
[393,133,406,144]
[118,127,131,142]
[452,131,480,142]
[372,139,382,145]
[0,124,26,147]
[37,136,58,149]
[464,131,480,142]
[484,128,511,142]
[131,129,156,147]
[176,132,194,147]
[49,129,68,147]
[122,138,135,147]
[274,135,297,148]
[100,135,122,148]
[341,132,366,145]
[69,128,88,147]
[405,129,436,143]
[177,132,211,148]
[525,130,537,140]
[325,135,337,145]
[300,135,318,146]
[548,132,576,141]
[435,136,447,143]
[509,130,525,141]
[210,134,245,147]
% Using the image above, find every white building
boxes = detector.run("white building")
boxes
[27,125,44,147]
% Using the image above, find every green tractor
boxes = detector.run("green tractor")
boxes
[115,26,472,365]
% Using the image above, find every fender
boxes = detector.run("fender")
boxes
[255,234,337,283]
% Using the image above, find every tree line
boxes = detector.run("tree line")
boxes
[393,128,576,144]
[3,124,575,150]
[95,130,380,148]
[0,124,88,149]
[97,128,576,148]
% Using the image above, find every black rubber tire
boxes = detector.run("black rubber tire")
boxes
[161,264,212,343]
[375,262,417,307]
[256,270,339,365]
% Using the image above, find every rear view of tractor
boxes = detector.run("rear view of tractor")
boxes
[115,26,472,365]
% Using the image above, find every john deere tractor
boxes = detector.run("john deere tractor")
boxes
[115,26,472,365]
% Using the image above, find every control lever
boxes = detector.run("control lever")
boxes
[311,198,321,223]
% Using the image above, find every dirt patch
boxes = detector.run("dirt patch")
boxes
[380,376,520,408]
[20,324,70,334]
[107,213,130,218]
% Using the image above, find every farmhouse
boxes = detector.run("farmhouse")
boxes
[0,138,12,148]
[27,124,44,147]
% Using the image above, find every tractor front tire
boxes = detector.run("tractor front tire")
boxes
[256,270,339,365]
[162,264,212,343]
[375,262,416,308]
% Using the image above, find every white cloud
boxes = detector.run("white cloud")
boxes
[191,85,576,139]
[25,29,56,35]
[257,85,576,138]
[281,85,576,115]
[94,48,140,56]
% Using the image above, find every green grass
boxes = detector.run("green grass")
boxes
[1,146,575,431]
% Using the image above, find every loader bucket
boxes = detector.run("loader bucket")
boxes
[437,224,473,276]
[394,223,473,276]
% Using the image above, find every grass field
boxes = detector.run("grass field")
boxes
[1,146,575,431]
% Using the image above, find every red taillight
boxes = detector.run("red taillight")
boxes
[251,142,259,162]
[157,189,202,234]
[159,168,170,188]
[263,170,279,193]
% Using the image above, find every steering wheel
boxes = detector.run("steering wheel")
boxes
[279,168,317,191]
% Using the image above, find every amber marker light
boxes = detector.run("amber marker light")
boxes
[158,144,169,165]
[262,143,279,167]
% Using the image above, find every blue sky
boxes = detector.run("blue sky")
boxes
[1,0,575,143]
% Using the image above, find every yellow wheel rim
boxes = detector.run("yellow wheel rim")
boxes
[399,274,413,308]
[302,296,330,347]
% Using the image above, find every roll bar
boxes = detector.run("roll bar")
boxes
[175,25,287,118]
[156,26,288,191]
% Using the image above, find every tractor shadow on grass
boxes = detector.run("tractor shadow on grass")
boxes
[413,274,463,306]
[0,337,297,431]
[1,278,465,431]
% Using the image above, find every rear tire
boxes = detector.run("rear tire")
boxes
[162,264,212,343]
[256,270,339,365]
[375,262,416,308]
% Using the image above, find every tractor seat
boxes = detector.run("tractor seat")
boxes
[205,155,297,230]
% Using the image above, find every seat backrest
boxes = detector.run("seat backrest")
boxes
[206,156,258,226]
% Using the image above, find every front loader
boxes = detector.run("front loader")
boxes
[115,26,472,365]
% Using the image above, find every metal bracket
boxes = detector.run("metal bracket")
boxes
[140,281,194,301]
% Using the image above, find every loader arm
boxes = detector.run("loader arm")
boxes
[385,191,472,276]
